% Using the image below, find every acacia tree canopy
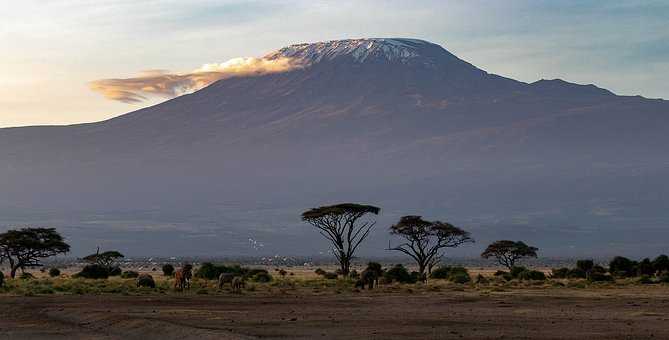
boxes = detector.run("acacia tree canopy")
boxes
[301,203,380,276]
[83,250,124,268]
[389,215,473,280]
[0,227,70,278]
[481,240,538,270]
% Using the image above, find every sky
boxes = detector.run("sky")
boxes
[1,0,667,128]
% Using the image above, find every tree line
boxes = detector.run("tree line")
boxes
[301,202,540,281]
[1,202,667,286]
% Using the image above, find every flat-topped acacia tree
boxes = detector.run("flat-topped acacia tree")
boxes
[83,249,125,270]
[481,240,538,270]
[0,227,70,278]
[389,215,473,280]
[302,203,380,276]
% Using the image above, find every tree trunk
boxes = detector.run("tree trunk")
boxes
[340,257,350,276]
[10,265,19,279]
[418,263,427,283]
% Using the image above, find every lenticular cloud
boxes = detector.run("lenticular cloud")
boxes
[90,57,300,103]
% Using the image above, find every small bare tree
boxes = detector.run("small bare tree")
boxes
[302,203,380,276]
[389,215,473,281]
[481,240,538,270]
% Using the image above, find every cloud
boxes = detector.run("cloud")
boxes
[90,57,301,103]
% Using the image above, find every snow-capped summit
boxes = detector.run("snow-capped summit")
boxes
[265,38,452,66]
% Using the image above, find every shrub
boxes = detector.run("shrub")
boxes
[449,271,471,284]
[517,270,546,281]
[19,272,35,280]
[109,266,122,276]
[551,268,570,279]
[314,268,326,276]
[410,271,423,283]
[250,271,272,283]
[592,265,607,274]
[493,270,507,277]
[568,268,587,279]
[162,264,175,276]
[136,274,155,288]
[195,263,246,280]
[245,268,269,279]
[429,266,451,279]
[637,258,655,276]
[609,256,637,277]
[74,264,109,279]
[510,266,528,278]
[383,264,416,284]
[0,271,4,287]
[653,255,669,274]
[121,271,139,279]
[348,269,359,280]
[657,272,669,283]
[576,260,594,273]
[637,275,653,285]
[48,268,61,277]
[195,262,219,280]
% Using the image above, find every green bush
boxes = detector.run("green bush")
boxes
[245,268,269,279]
[162,264,174,276]
[195,262,245,280]
[48,268,61,277]
[121,271,139,279]
[592,265,607,274]
[637,275,653,284]
[609,256,637,277]
[383,264,416,284]
[637,258,655,276]
[657,272,669,283]
[429,266,451,279]
[517,270,546,281]
[576,260,594,273]
[74,264,109,279]
[653,255,669,274]
[568,268,587,279]
[136,274,155,288]
[250,271,272,283]
[194,262,220,279]
[449,271,471,284]
[430,266,468,283]
[551,268,570,279]
[510,266,528,278]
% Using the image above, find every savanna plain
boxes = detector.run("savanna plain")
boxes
[2,265,669,340]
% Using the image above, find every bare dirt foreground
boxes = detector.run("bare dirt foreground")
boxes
[2,287,669,340]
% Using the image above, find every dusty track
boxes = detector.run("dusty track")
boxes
[2,287,669,339]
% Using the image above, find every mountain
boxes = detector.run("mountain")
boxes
[1,38,668,257]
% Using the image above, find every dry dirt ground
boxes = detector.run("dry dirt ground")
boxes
[2,286,669,340]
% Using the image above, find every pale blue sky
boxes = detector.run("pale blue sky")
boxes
[1,0,667,127]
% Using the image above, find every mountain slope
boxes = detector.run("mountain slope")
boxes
[1,38,668,257]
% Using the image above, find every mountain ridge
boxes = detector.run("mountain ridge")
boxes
[1,38,668,257]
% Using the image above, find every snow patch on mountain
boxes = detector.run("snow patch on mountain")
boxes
[266,38,434,65]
